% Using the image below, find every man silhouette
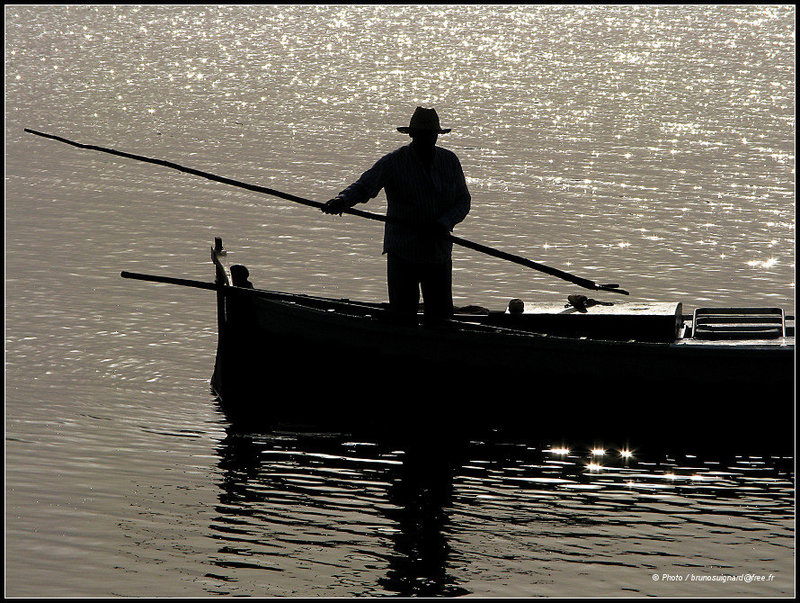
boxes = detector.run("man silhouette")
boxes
[322,107,471,325]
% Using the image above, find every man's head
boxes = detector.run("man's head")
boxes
[398,106,449,155]
[397,106,451,136]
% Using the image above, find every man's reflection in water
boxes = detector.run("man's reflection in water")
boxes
[213,427,470,596]
[379,436,471,596]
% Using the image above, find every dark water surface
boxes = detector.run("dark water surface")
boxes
[202,430,794,597]
[5,4,794,597]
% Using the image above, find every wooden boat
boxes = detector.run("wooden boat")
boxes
[122,239,795,453]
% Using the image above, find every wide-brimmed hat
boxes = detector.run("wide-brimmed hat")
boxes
[397,106,451,134]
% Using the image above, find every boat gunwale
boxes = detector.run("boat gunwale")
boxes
[220,284,794,353]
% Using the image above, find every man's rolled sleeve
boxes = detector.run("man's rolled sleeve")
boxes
[335,155,390,208]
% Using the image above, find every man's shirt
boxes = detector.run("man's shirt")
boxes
[334,144,471,264]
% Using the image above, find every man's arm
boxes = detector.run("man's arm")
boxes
[321,154,390,215]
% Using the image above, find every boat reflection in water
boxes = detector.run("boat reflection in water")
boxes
[211,425,471,596]
[207,420,794,597]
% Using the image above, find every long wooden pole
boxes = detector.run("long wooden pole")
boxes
[120,271,218,290]
[26,128,628,295]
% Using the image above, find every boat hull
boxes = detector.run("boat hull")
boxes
[211,288,794,453]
